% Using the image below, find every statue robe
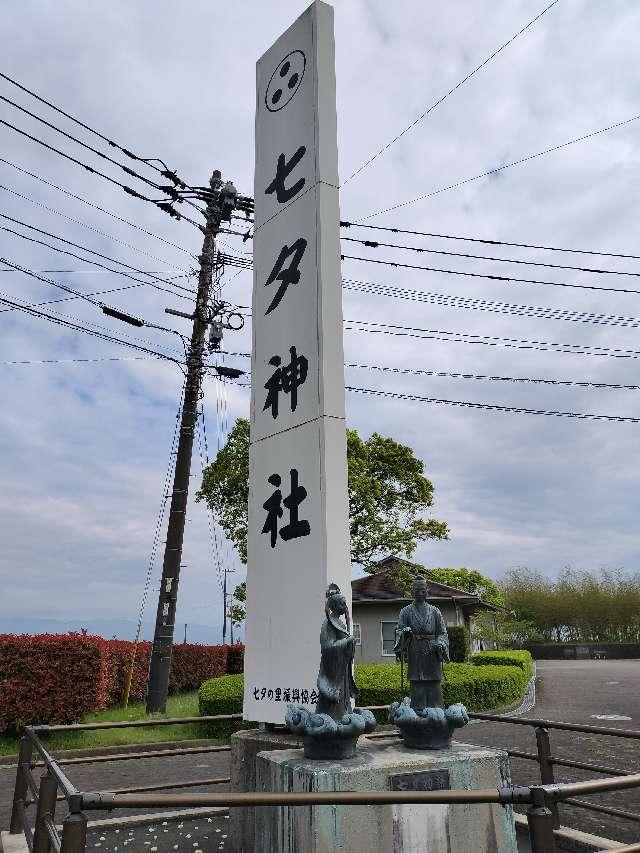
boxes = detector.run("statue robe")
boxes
[395,603,449,682]
[315,611,357,721]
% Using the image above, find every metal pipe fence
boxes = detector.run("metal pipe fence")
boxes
[7,709,640,853]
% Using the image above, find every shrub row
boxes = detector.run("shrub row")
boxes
[198,660,529,736]
[0,633,244,733]
[469,649,533,679]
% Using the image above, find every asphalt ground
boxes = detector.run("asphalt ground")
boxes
[1,659,639,849]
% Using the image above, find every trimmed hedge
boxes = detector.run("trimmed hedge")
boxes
[447,626,469,662]
[226,644,245,674]
[469,650,533,679]
[198,661,528,735]
[0,634,235,733]
[0,633,111,733]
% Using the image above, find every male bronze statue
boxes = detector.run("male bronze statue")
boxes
[286,582,376,759]
[390,575,469,749]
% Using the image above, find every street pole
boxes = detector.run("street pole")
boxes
[146,170,237,713]
[222,567,228,645]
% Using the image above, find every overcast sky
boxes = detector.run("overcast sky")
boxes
[1,0,640,639]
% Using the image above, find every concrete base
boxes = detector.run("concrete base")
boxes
[0,831,29,853]
[229,727,302,853]
[254,739,517,853]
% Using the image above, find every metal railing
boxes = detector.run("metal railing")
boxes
[7,710,640,853]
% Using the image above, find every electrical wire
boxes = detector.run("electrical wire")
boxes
[343,0,559,184]
[339,220,640,262]
[340,235,640,279]
[0,121,203,229]
[0,214,197,301]
[0,93,163,191]
[196,404,225,594]
[0,355,159,366]
[341,253,640,296]
[345,318,640,359]
[342,276,640,329]
[132,382,186,651]
[211,349,640,392]
[0,182,185,267]
[345,385,640,423]
[0,69,173,179]
[364,112,640,219]
[0,156,194,255]
[0,286,181,363]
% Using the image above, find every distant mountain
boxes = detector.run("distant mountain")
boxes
[0,615,241,645]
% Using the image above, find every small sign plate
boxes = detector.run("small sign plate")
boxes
[389,769,450,792]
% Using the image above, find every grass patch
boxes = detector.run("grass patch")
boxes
[0,691,210,757]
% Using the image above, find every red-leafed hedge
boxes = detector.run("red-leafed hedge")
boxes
[0,634,236,733]
[226,644,244,674]
[0,633,111,733]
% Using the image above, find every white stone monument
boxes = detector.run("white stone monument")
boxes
[244,0,351,724]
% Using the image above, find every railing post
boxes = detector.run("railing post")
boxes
[10,735,33,834]
[33,771,58,853]
[60,795,87,853]
[535,726,560,828]
[527,786,556,853]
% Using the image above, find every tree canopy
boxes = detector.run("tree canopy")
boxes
[196,417,448,568]
[382,563,504,606]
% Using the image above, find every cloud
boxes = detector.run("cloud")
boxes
[1,0,639,634]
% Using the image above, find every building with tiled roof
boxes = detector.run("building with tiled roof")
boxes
[351,555,498,664]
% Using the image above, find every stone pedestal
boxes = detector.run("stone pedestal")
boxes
[254,739,517,853]
[229,728,302,853]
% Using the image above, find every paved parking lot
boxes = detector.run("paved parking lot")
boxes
[2,659,639,849]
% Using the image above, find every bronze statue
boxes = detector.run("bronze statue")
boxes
[316,583,358,720]
[390,575,469,749]
[394,576,449,710]
[286,582,376,759]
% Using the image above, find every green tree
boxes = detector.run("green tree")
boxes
[197,418,449,621]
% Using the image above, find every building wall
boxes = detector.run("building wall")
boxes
[352,600,461,665]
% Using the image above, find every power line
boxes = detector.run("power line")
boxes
[0,286,181,363]
[343,0,559,184]
[0,118,154,198]
[343,276,640,329]
[340,235,640,278]
[345,385,640,423]
[0,69,175,180]
[345,318,640,359]
[0,121,203,229]
[0,355,158,366]
[0,182,185,267]
[211,350,640,392]
[340,253,640,296]
[0,93,163,192]
[364,112,640,219]
[340,220,640,262]
[0,156,194,255]
[0,212,197,300]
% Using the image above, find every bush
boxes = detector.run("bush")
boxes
[198,674,253,738]
[0,634,238,732]
[106,640,151,706]
[0,633,111,733]
[198,661,528,732]
[469,650,532,679]
[447,626,469,662]
[226,644,245,674]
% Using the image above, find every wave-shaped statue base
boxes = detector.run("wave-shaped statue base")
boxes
[286,705,377,759]
[389,698,469,750]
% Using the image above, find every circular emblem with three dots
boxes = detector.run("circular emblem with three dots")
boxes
[265,50,306,112]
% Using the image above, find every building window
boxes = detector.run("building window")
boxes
[381,621,398,656]
[352,623,361,646]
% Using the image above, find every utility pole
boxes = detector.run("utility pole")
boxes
[146,170,238,713]
[222,568,228,645]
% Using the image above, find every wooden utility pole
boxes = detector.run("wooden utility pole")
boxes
[146,170,237,713]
